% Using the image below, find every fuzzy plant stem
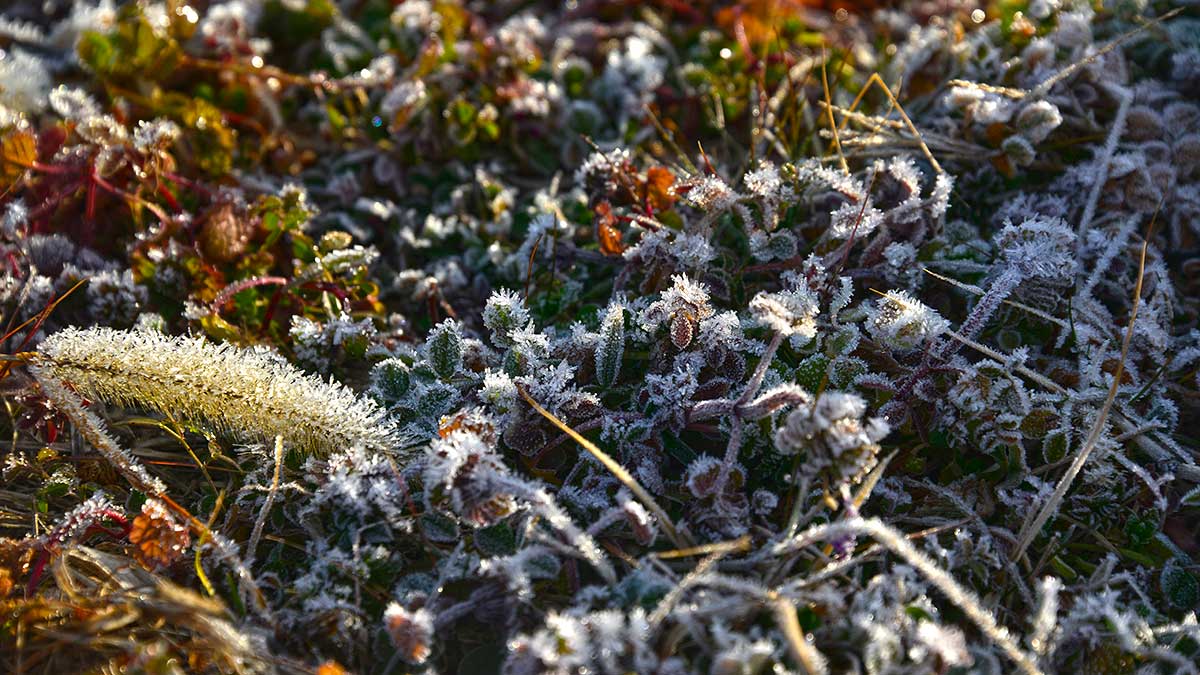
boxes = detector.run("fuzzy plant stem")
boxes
[1075,84,1132,247]
[502,478,617,585]
[1029,577,1062,655]
[30,364,167,496]
[948,266,1022,348]
[881,267,1022,423]
[246,435,285,564]
[736,331,785,409]
[648,551,727,627]
[34,326,395,456]
[713,331,784,496]
[32,364,269,617]
[775,517,1046,675]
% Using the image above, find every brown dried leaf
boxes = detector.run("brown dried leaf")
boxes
[643,166,677,212]
[128,499,190,570]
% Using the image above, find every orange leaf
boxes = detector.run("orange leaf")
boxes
[643,166,677,212]
[0,129,36,188]
[594,201,627,256]
[990,153,1016,179]
[128,499,190,569]
[715,0,821,49]
[316,662,348,675]
[438,410,496,443]
[984,122,1009,147]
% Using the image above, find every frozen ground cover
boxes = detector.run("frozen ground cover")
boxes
[0,1,1199,673]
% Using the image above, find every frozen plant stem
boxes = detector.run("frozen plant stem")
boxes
[736,331,785,409]
[1075,84,1130,247]
[507,481,617,585]
[715,331,784,495]
[950,267,1022,348]
[883,267,1020,422]
[247,435,285,564]
[30,363,166,496]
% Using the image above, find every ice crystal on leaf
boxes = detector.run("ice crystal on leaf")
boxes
[867,290,950,351]
[749,285,819,341]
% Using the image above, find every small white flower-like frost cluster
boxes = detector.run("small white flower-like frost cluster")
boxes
[866,290,950,350]
[775,391,890,486]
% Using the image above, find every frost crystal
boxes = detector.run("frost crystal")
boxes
[867,290,950,350]
[749,286,819,340]
[775,391,889,487]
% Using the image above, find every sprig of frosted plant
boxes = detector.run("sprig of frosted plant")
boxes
[30,360,268,616]
[878,216,1076,422]
[32,326,396,455]
[424,426,616,584]
[30,361,167,496]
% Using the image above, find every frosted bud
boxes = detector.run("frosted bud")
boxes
[1015,101,1062,143]
[594,302,625,387]
[482,288,530,347]
[427,319,464,379]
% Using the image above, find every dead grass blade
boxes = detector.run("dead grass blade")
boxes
[772,595,829,675]
[518,384,689,549]
[1011,216,1154,562]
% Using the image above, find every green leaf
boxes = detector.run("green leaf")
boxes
[427,319,464,380]
[421,513,459,543]
[1161,560,1200,610]
[474,523,517,557]
[594,303,625,387]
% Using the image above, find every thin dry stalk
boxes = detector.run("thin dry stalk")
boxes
[775,518,1045,675]
[826,72,943,175]
[772,597,829,675]
[820,48,848,174]
[518,384,689,548]
[247,435,285,563]
[1012,222,1152,561]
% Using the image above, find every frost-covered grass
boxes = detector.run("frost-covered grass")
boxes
[0,1,1198,674]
